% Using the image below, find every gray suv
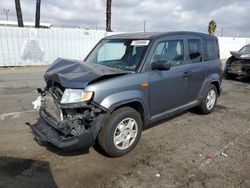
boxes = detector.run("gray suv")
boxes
[30,32,222,157]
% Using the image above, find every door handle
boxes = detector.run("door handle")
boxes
[183,72,192,79]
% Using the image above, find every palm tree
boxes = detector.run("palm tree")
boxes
[15,0,24,27]
[208,20,217,35]
[106,0,112,32]
[35,0,41,28]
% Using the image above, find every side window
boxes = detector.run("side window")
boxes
[151,40,184,67]
[188,39,202,63]
[204,40,219,61]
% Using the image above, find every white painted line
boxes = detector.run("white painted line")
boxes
[0,110,35,121]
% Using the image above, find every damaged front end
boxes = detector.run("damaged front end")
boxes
[30,82,107,150]
[225,52,250,77]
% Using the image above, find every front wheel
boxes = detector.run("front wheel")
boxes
[97,107,142,157]
[197,84,218,114]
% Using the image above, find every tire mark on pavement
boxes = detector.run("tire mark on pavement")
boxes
[0,110,35,121]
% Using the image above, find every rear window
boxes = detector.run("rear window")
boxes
[188,39,202,63]
[204,40,219,61]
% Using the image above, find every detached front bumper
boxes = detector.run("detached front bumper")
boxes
[30,110,95,150]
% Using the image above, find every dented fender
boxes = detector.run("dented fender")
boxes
[100,90,147,110]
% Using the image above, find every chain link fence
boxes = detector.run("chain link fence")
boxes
[0,26,250,66]
[0,26,110,66]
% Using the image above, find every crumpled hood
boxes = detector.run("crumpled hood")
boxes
[230,51,250,60]
[44,58,128,88]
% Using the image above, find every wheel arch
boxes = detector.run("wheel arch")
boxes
[210,80,221,96]
[198,75,222,99]
[108,100,147,126]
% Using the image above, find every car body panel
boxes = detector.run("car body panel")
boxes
[86,72,149,110]
[44,58,130,88]
[224,44,250,77]
[30,32,222,151]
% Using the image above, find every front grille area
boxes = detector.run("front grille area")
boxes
[49,83,64,102]
[43,92,62,122]
[230,61,243,72]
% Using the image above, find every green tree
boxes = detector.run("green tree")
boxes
[208,20,217,35]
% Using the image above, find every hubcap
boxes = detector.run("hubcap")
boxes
[113,118,138,150]
[206,90,216,110]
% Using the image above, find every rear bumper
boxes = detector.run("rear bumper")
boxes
[29,110,94,150]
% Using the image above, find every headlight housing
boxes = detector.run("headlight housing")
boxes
[60,89,93,104]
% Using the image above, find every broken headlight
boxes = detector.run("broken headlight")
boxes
[60,89,93,104]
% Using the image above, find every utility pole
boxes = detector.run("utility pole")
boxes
[35,0,41,28]
[143,20,146,32]
[15,0,24,27]
[221,26,224,37]
[3,9,9,21]
[106,0,112,32]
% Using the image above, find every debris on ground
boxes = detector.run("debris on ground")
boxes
[155,172,160,178]
[220,152,228,157]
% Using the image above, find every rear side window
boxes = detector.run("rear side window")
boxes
[188,39,202,63]
[204,40,219,61]
[151,40,184,67]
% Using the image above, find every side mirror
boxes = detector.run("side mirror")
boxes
[151,61,171,71]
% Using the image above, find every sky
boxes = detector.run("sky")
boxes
[0,0,250,37]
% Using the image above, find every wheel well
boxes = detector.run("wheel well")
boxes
[211,81,221,96]
[112,101,145,125]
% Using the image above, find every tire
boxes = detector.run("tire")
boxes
[97,107,143,157]
[197,84,218,114]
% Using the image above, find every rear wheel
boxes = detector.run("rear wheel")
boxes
[197,84,218,114]
[97,107,142,157]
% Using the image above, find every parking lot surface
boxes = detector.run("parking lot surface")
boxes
[0,66,250,188]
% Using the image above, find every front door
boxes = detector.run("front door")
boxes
[148,36,190,116]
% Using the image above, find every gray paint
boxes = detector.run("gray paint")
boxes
[46,32,222,125]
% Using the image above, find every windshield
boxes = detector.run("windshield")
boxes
[85,39,149,71]
[239,45,250,53]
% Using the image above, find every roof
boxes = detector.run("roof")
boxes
[105,31,217,40]
[0,20,52,28]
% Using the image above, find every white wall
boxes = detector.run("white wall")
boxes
[0,27,110,66]
[218,37,250,59]
[0,26,249,66]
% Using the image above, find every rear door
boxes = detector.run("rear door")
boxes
[185,36,206,102]
[148,35,190,116]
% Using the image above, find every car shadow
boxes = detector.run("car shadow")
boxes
[33,141,91,157]
[143,110,188,131]
[224,76,250,83]
[29,104,224,157]
[0,156,58,188]
[143,105,223,131]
